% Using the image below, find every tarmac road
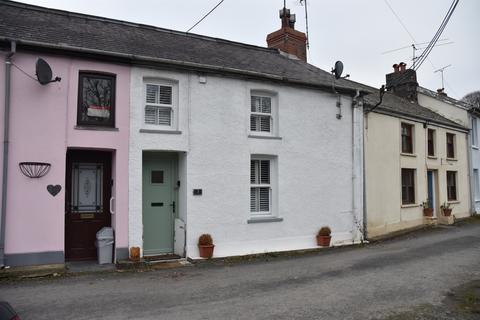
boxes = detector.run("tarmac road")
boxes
[1,221,480,320]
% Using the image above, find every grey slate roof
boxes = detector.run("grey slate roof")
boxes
[0,1,468,131]
[363,92,467,130]
[0,0,358,92]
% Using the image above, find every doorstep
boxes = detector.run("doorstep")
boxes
[438,215,455,225]
[116,258,192,271]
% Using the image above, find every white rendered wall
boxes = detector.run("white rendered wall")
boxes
[129,66,363,259]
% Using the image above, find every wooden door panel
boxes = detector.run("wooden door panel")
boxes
[65,150,112,261]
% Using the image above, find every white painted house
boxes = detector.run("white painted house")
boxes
[128,8,365,259]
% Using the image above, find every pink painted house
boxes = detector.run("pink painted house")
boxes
[0,45,130,265]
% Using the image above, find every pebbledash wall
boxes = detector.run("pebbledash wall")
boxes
[0,51,130,266]
[129,66,364,259]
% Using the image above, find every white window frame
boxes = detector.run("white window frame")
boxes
[472,117,478,147]
[249,91,278,136]
[250,155,277,217]
[143,80,178,130]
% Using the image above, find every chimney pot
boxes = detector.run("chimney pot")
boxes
[386,62,418,101]
[267,7,307,62]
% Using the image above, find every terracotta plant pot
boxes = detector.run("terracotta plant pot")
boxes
[129,246,140,262]
[443,209,452,216]
[199,244,215,258]
[423,208,434,217]
[316,235,331,247]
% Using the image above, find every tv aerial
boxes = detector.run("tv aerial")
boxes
[434,64,451,90]
[35,58,61,85]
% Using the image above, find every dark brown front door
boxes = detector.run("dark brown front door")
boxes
[65,150,112,261]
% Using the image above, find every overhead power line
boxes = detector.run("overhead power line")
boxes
[413,0,459,71]
[382,0,459,96]
[186,0,226,33]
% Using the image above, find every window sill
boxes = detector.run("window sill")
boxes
[139,129,182,134]
[401,203,419,208]
[248,134,282,140]
[447,200,460,204]
[74,126,119,132]
[472,146,479,150]
[446,158,458,162]
[247,217,283,224]
[427,155,438,159]
[400,153,417,158]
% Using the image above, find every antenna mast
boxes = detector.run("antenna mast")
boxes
[434,64,452,90]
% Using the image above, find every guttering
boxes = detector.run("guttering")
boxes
[0,38,360,96]
[0,40,15,268]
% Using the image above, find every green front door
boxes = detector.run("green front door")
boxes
[143,153,175,256]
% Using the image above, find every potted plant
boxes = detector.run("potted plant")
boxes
[316,226,332,247]
[422,200,433,217]
[198,234,214,258]
[129,246,140,262]
[440,202,453,216]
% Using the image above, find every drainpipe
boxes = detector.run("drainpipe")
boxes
[0,41,16,268]
[352,89,365,242]
[466,127,474,215]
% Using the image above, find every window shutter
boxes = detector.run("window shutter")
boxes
[250,116,257,132]
[260,116,271,132]
[250,187,257,212]
[157,107,171,126]
[145,83,173,126]
[261,97,271,113]
[260,160,270,183]
[259,187,270,211]
[146,84,158,104]
[159,86,172,105]
[145,106,157,125]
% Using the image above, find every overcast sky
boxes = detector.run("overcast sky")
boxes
[19,0,479,99]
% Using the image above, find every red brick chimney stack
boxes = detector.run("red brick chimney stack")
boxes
[267,7,307,62]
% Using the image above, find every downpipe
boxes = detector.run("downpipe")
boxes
[352,89,365,242]
[0,41,15,268]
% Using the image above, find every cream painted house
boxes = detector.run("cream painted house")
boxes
[363,64,470,238]
[417,87,479,214]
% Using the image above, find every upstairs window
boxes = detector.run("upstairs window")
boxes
[145,83,174,127]
[427,129,436,157]
[250,95,272,133]
[77,73,115,127]
[446,171,457,201]
[401,123,414,154]
[446,133,455,158]
[250,159,271,215]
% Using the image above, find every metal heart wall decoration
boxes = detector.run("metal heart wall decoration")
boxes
[47,184,61,197]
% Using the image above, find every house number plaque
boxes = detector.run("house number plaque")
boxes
[80,213,95,219]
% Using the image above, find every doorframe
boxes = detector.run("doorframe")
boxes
[64,149,113,261]
[142,151,179,256]
[427,170,439,217]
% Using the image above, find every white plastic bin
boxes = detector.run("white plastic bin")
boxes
[96,227,114,264]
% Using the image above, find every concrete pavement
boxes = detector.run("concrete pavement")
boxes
[1,221,480,319]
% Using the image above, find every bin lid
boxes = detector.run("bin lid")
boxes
[96,227,114,240]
